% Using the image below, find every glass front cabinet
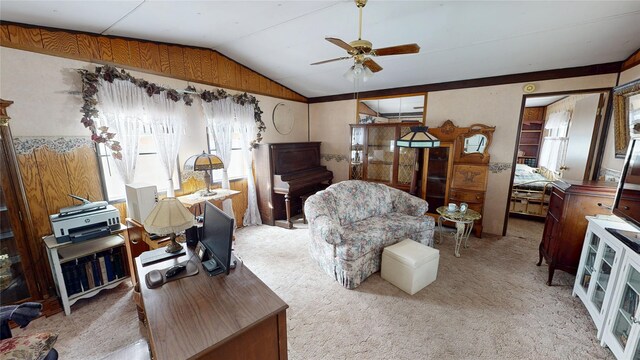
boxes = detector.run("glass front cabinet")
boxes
[349,123,420,191]
[574,216,640,359]
[573,217,625,339]
[603,253,640,359]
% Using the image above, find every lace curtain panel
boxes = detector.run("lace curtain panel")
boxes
[96,79,147,184]
[146,94,185,197]
[201,97,236,221]
[236,103,262,226]
[539,110,571,173]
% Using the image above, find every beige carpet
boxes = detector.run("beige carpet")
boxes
[14,218,613,359]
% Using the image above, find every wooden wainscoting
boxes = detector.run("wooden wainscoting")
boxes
[15,140,103,297]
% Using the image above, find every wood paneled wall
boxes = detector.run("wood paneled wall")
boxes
[0,22,307,103]
[17,144,103,296]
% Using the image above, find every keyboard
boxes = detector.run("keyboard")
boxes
[140,247,186,266]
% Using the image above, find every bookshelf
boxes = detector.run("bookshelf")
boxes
[517,107,545,167]
[44,225,130,315]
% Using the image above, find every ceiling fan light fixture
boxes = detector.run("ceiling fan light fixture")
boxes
[343,62,374,82]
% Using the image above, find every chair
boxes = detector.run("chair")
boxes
[0,303,58,360]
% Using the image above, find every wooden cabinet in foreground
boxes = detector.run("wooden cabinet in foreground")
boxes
[538,180,617,285]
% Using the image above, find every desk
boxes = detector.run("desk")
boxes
[136,247,288,360]
[177,189,240,216]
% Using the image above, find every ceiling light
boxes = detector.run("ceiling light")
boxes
[343,62,374,82]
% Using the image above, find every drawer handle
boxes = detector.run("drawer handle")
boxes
[597,203,613,210]
[476,195,481,200]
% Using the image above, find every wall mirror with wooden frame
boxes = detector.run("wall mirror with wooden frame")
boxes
[455,125,494,164]
[357,94,426,124]
[463,134,488,154]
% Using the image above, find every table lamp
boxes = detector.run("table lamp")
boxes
[183,151,224,196]
[143,197,194,253]
[396,126,441,195]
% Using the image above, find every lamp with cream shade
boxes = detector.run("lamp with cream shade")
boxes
[144,197,194,253]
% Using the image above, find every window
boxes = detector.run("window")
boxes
[206,128,246,181]
[98,130,180,201]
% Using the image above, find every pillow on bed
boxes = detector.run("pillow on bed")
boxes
[515,164,536,176]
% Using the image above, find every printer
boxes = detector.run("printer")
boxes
[49,195,121,244]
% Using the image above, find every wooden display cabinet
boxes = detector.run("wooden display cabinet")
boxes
[349,122,421,191]
[0,99,43,307]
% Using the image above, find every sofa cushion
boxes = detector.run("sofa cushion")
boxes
[337,213,432,260]
[327,181,393,226]
[0,332,58,360]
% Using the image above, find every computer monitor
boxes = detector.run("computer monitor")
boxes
[200,201,234,275]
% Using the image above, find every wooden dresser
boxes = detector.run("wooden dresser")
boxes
[537,180,617,285]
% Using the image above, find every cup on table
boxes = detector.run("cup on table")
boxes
[460,203,468,214]
[448,203,457,212]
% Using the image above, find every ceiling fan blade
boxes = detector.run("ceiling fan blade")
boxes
[373,43,420,57]
[325,37,356,52]
[363,58,383,73]
[311,56,352,65]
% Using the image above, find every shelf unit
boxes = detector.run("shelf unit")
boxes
[574,216,640,359]
[517,107,545,167]
[573,217,629,339]
[603,249,640,359]
[44,226,130,315]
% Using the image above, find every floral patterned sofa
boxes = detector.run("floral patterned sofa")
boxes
[304,180,435,289]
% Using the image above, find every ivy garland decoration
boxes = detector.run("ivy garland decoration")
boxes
[200,88,266,148]
[78,65,265,159]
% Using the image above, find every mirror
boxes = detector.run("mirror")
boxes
[613,79,640,157]
[357,94,426,124]
[463,134,488,154]
[272,103,294,135]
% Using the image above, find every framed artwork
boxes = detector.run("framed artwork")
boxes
[613,79,640,158]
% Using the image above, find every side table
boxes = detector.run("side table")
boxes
[436,206,481,258]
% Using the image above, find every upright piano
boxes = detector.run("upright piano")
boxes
[254,142,333,228]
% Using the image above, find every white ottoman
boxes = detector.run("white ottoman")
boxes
[381,239,440,295]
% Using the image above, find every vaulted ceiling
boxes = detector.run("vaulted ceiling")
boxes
[1,1,639,98]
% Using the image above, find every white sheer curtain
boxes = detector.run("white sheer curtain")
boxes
[201,97,235,220]
[96,79,147,183]
[539,110,571,174]
[146,94,185,197]
[237,103,262,226]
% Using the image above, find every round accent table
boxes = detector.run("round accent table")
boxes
[436,206,482,258]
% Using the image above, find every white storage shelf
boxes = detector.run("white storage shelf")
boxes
[44,227,130,316]
[574,216,640,359]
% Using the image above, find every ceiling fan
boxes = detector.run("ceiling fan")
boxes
[311,0,420,80]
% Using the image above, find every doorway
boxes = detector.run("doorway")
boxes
[504,89,610,237]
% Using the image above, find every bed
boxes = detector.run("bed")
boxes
[510,164,558,217]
